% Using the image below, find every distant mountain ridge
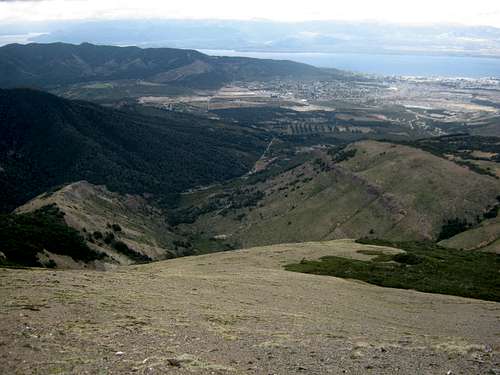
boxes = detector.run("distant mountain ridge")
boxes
[0,42,333,89]
[4,20,499,58]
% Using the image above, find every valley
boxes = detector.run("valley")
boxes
[1,45,500,266]
[58,72,500,139]
[0,41,499,374]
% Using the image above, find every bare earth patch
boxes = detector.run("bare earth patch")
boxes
[0,239,499,374]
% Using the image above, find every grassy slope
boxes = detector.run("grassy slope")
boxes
[285,240,500,302]
[15,181,189,266]
[439,217,500,253]
[179,140,500,248]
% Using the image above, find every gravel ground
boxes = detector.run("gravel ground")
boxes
[0,239,499,374]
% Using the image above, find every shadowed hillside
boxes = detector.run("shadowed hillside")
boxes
[0,88,269,212]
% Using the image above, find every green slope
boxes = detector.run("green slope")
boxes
[176,139,500,248]
[286,240,500,302]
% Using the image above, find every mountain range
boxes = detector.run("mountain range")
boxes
[0,42,332,89]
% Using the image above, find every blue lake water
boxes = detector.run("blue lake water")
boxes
[199,49,500,78]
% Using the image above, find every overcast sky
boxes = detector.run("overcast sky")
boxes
[1,0,500,27]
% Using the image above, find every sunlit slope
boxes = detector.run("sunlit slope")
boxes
[14,181,186,266]
[182,141,500,248]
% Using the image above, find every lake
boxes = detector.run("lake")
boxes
[199,49,500,78]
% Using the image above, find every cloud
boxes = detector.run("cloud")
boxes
[0,0,499,27]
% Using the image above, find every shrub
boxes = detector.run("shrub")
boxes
[393,253,424,265]
[104,232,115,244]
[0,204,103,267]
[112,240,151,263]
[113,240,129,253]
[111,223,122,232]
[438,218,470,241]
[483,205,499,220]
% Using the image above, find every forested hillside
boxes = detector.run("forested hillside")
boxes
[0,88,269,212]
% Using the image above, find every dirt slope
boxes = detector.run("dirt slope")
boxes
[1,239,498,374]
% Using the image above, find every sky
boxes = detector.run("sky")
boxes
[0,0,500,27]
